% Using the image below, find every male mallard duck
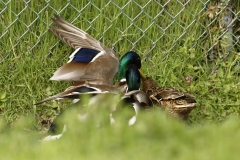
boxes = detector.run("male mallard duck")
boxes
[42,64,151,141]
[49,15,142,86]
[140,75,196,120]
[36,51,142,104]
[40,15,150,140]
[36,14,144,104]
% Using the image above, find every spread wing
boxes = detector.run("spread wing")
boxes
[49,15,119,85]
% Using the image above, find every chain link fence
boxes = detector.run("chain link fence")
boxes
[0,0,239,63]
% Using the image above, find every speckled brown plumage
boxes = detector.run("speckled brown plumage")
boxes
[141,77,196,120]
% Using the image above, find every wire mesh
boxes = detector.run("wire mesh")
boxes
[0,0,239,63]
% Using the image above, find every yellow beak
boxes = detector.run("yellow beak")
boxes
[138,69,146,79]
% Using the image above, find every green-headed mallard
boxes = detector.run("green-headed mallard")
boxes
[36,14,144,104]
[42,64,151,141]
[36,51,143,104]
[39,15,151,141]
[140,75,196,120]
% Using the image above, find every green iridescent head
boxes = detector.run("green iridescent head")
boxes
[118,51,141,82]
[126,64,141,91]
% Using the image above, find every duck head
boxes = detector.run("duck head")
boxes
[118,51,141,82]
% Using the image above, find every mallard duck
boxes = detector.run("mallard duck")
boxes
[36,51,143,104]
[36,14,144,104]
[42,64,152,141]
[40,15,150,140]
[140,75,196,120]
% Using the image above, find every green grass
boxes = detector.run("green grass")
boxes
[1,108,240,159]
[0,0,240,159]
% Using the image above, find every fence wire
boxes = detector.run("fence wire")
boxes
[0,0,239,63]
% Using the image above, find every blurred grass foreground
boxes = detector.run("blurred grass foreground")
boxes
[1,108,240,159]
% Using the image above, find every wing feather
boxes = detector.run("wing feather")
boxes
[49,14,119,84]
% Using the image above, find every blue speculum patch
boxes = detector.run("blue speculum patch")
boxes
[71,48,100,63]
[74,86,97,93]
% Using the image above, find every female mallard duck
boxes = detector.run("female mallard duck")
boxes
[140,75,196,120]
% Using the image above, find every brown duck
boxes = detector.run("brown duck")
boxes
[140,76,196,120]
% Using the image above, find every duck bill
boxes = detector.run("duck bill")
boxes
[138,69,146,79]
